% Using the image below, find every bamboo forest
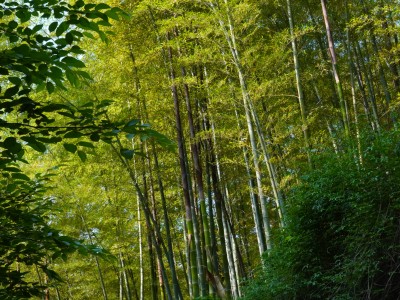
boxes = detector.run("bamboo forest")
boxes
[2,0,400,299]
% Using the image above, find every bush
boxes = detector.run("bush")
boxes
[242,131,400,299]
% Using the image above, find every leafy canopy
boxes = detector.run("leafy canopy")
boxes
[0,0,172,298]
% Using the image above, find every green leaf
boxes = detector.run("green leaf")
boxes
[50,67,63,79]
[3,167,21,172]
[120,149,134,159]
[65,32,74,44]
[76,70,92,81]
[9,35,19,43]
[36,137,62,144]
[61,57,86,68]
[41,103,69,112]
[97,20,112,27]
[90,132,100,142]
[63,143,77,153]
[77,141,95,148]
[43,268,63,282]
[0,68,9,75]
[82,32,95,39]
[126,119,140,127]
[95,3,111,10]
[144,129,175,151]
[70,45,85,54]
[31,24,43,35]
[8,77,22,86]
[4,85,20,98]
[65,69,79,86]
[13,44,30,56]
[46,82,55,94]
[48,21,58,32]
[84,3,96,10]
[21,136,47,153]
[64,131,83,139]
[98,31,109,43]
[8,20,18,30]
[77,150,87,162]
[105,8,121,21]
[96,99,113,109]
[74,0,85,8]
[56,22,69,36]
[16,9,31,23]
[11,173,30,181]
[57,111,75,118]
[4,137,22,153]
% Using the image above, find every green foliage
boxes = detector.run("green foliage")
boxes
[0,0,139,298]
[0,171,112,299]
[242,131,400,299]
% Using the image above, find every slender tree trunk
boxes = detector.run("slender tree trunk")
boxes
[222,207,238,299]
[205,150,219,278]
[119,270,124,300]
[286,0,312,166]
[137,196,144,300]
[321,0,350,136]
[345,2,363,164]
[119,251,132,300]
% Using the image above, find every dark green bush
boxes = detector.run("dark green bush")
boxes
[242,131,400,299]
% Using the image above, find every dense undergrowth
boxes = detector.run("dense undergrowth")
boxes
[242,131,400,299]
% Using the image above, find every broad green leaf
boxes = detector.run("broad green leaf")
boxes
[49,67,63,79]
[3,136,21,153]
[8,77,22,86]
[74,0,85,8]
[77,141,95,148]
[70,45,85,54]
[65,69,79,86]
[21,136,47,153]
[64,131,83,139]
[8,20,18,30]
[16,9,31,23]
[120,149,134,159]
[13,44,30,56]
[4,85,20,98]
[62,57,86,68]
[82,31,95,39]
[9,35,19,43]
[46,82,55,94]
[48,21,58,32]
[90,132,100,141]
[65,32,74,44]
[0,68,9,75]
[63,143,77,153]
[31,24,43,35]
[36,137,62,144]
[126,119,140,127]
[77,150,87,162]
[11,173,30,181]
[95,3,111,10]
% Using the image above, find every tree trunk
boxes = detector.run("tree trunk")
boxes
[286,0,312,166]
[321,0,350,136]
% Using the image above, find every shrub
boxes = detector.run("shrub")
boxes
[242,131,400,299]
